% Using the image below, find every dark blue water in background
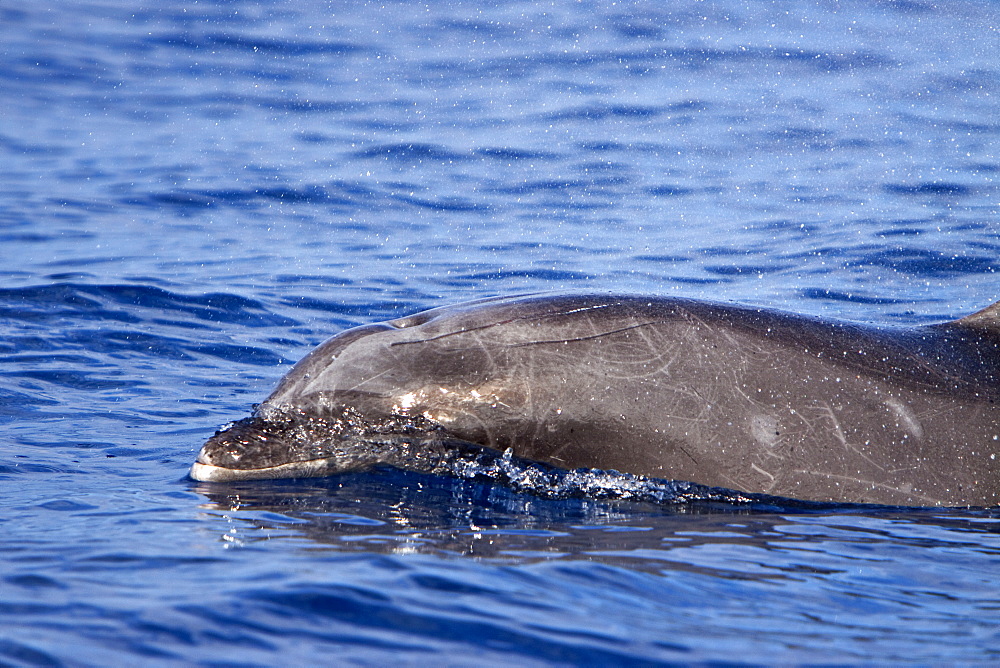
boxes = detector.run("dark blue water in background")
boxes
[2,0,1000,664]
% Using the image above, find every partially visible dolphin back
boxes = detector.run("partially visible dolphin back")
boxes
[191,293,1000,506]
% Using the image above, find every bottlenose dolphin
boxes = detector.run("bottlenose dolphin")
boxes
[191,294,1000,506]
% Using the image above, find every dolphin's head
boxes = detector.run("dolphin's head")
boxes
[191,294,555,483]
[189,316,457,483]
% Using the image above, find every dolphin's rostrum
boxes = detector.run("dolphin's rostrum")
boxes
[191,293,1000,506]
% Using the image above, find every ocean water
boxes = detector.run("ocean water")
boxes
[2,0,1000,664]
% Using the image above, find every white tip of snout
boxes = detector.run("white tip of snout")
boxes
[189,461,235,482]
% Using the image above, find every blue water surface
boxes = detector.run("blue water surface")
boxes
[2,0,1000,664]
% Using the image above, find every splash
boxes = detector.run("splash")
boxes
[440,446,760,506]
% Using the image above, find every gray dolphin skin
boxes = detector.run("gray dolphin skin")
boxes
[191,293,1000,506]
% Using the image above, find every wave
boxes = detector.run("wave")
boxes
[0,283,296,329]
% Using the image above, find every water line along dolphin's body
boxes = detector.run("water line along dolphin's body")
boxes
[191,293,1000,506]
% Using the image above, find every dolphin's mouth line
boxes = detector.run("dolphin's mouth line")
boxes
[189,458,339,482]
